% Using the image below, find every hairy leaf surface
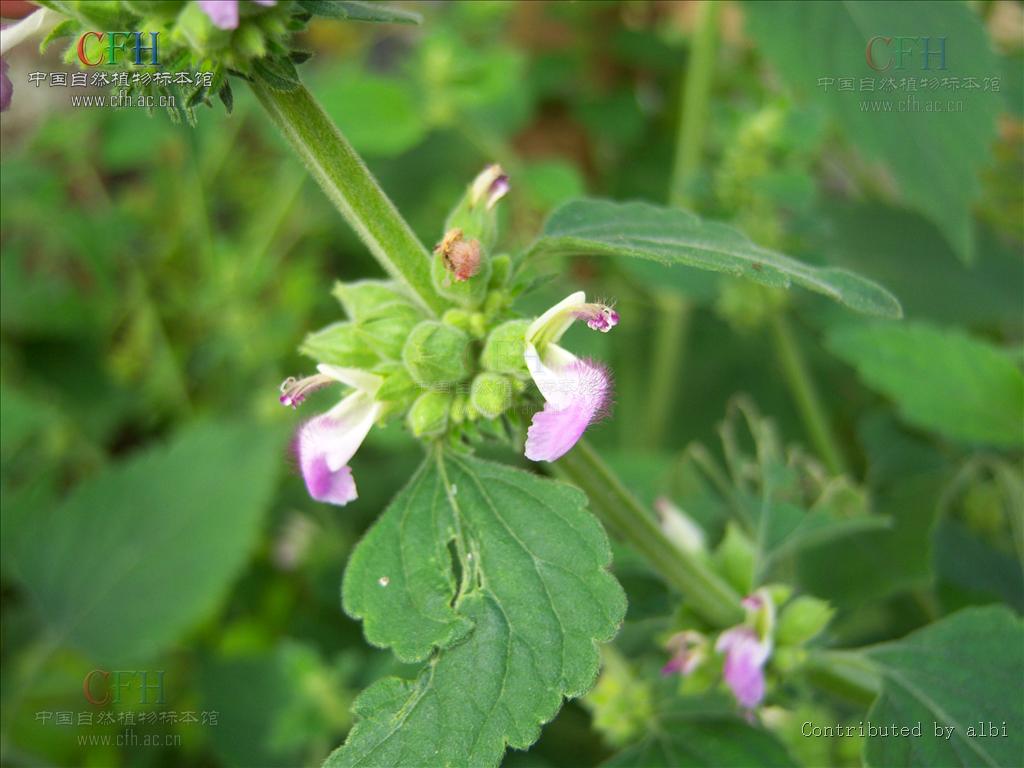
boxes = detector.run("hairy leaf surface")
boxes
[333,452,626,768]
[864,606,1024,767]
[828,322,1024,447]
[528,199,901,318]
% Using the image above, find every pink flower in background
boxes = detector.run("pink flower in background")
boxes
[716,626,771,708]
[1,57,11,112]
[715,591,775,710]
[0,7,62,112]
[661,630,707,678]
[279,365,382,506]
[523,291,618,462]
[198,0,277,31]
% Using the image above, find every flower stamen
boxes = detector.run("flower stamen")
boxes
[279,372,334,408]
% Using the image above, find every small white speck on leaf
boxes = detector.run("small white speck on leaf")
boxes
[378,576,390,587]
[450,484,458,496]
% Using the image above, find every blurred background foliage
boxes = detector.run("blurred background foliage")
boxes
[1,2,1021,767]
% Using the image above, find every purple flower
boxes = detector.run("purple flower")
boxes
[715,590,776,709]
[197,0,277,31]
[0,8,63,112]
[523,291,617,462]
[661,630,707,677]
[469,163,510,210]
[1,58,11,113]
[715,626,771,708]
[280,365,382,506]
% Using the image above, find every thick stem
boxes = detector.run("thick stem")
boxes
[670,0,720,208]
[556,440,744,628]
[769,311,848,476]
[250,81,444,315]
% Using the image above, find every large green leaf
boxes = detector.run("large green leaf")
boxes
[743,1,1001,261]
[828,322,1024,447]
[864,606,1024,767]
[3,421,284,661]
[602,700,797,767]
[527,199,901,318]
[331,452,626,767]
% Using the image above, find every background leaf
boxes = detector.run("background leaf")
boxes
[742,1,1002,261]
[601,698,797,768]
[528,199,901,318]
[864,606,1024,767]
[827,322,1024,447]
[3,421,285,661]
[334,452,626,767]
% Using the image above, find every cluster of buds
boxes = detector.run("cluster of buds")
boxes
[279,166,621,505]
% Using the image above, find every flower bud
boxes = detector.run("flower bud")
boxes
[775,596,834,646]
[432,229,492,307]
[407,390,452,438]
[714,523,756,595]
[470,373,512,419]
[480,319,530,375]
[445,165,509,253]
[402,321,470,387]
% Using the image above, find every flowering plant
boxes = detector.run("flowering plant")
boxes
[2,3,1021,768]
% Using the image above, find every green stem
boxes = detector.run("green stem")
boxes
[250,81,444,316]
[670,0,720,208]
[555,440,743,628]
[769,311,848,476]
[644,290,691,449]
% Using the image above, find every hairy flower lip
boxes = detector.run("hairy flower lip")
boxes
[284,364,382,506]
[523,292,618,462]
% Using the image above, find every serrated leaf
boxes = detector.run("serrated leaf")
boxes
[743,1,1000,262]
[863,606,1024,768]
[2,421,284,661]
[828,322,1024,447]
[528,199,901,318]
[297,0,422,25]
[602,699,797,767]
[333,452,626,768]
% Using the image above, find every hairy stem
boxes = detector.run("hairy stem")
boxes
[250,81,444,315]
[556,440,744,628]
[769,311,848,476]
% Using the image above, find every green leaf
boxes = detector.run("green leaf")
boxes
[864,606,1024,768]
[333,452,626,767]
[297,0,422,25]
[828,322,1024,447]
[528,199,901,318]
[602,700,798,767]
[742,1,1001,261]
[3,421,284,661]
